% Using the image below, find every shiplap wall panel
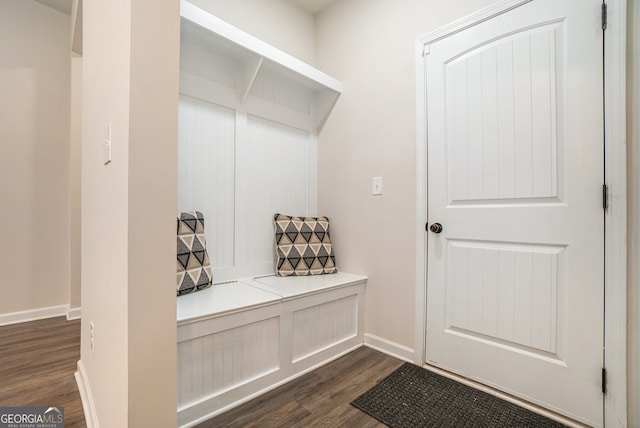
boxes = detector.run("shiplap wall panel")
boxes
[447,241,561,354]
[236,115,310,269]
[447,25,559,203]
[250,73,311,116]
[180,49,237,91]
[177,316,280,407]
[178,95,236,269]
[179,86,314,280]
[292,295,357,362]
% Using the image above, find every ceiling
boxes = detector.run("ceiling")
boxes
[34,0,72,15]
[290,0,341,14]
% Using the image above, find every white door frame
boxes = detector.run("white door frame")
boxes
[413,0,627,426]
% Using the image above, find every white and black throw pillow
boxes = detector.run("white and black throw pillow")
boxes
[273,213,337,276]
[177,211,213,295]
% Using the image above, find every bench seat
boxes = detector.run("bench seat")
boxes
[247,271,368,300]
[176,272,367,427]
[177,281,281,324]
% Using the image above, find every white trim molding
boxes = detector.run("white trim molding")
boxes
[413,37,427,366]
[415,0,627,426]
[75,360,98,428]
[603,1,628,426]
[364,333,414,363]
[67,306,82,321]
[0,304,68,327]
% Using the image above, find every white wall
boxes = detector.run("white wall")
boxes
[81,0,132,423]
[187,0,317,65]
[315,0,495,353]
[69,54,82,315]
[80,0,179,426]
[127,0,180,425]
[627,1,639,426]
[0,0,70,317]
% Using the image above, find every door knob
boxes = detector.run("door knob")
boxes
[429,223,443,233]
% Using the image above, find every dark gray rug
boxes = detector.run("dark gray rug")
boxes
[351,363,567,428]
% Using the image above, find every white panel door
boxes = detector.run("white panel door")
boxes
[425,1,604,425]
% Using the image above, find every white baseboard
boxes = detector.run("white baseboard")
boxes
[75,360,98,428]
[0,304,68,327]
[364,333,415,363]
[67,306,82,321]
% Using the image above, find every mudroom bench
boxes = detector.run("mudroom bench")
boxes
[176,272,367,427]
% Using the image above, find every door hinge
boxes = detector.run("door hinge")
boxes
[423,44,430,56]
[602,3,607,30]
[602,367,607,394]
[602,184,609,211]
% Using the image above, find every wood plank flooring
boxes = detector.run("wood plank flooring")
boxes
[0,317,401,427]
[0,316,86,427]
[198,346,404,428]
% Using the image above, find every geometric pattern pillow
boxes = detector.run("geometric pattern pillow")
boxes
[177,211,213,296]
[273,213,337,276]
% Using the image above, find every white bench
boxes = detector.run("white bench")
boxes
[176,272,367,427]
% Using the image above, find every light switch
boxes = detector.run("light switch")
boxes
[372,176,383,195]
[101,124,112,166]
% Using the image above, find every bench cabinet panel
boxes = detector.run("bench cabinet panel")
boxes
[177,277,366,428]
[177,316,280,407]
[292,294,358,363]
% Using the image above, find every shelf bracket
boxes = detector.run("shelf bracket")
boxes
[240,56,264,105]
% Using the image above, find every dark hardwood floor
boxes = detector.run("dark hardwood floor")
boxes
[0,316,86,427]
[0,317,401,428]
[198,346,404,428]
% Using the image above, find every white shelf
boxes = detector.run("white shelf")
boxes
[180,0,342,131]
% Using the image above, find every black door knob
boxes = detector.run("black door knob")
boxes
[429,223,443,233]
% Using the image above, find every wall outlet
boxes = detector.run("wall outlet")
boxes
[90,321,95,352]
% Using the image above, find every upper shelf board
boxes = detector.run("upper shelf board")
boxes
[180,0,343,95]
